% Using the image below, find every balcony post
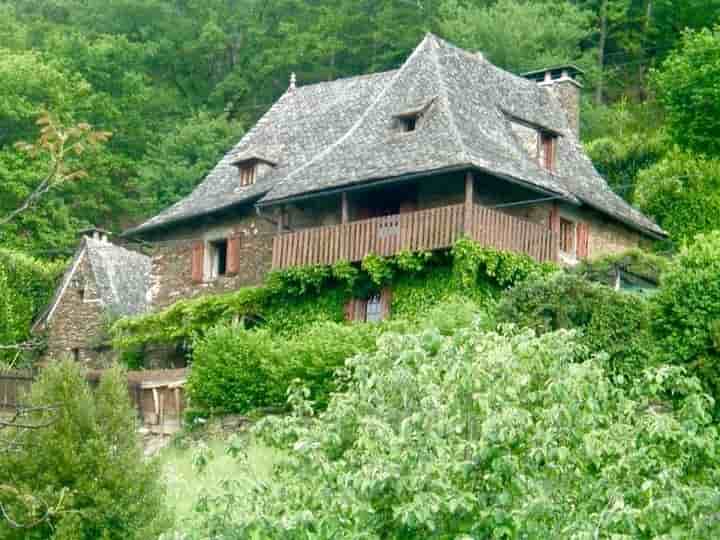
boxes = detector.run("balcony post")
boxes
[464,171,474,236]
[341,192,349,224]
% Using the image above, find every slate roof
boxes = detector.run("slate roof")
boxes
[127,34,664,238]
[34,238,151,329]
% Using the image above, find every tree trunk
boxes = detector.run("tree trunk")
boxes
[596,0,609,105]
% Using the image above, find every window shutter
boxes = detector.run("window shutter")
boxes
[548,204,560,234]
[380,288,393,320]
[191,241,205,283]
[226,233,241,275]
[577,222,590,259]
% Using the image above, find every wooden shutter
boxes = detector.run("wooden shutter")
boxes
[542,133,555,171]
[226,233,241,275]
[380,288,393,320]
[577,222,590,259]
[548,204,561,234]
[191,241,205,283]
[344,298,370,322]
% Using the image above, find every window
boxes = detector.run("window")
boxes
[400,115,418,132]
[560,217,576,256]
[239,163,256,186]
[540,132,556,171]
[72,348,80,362]
[365,294,383,322]
[208,239,228,279]
[78,287,85,301]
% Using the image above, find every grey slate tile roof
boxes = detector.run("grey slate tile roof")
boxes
[128,34,664,238]
[84,238,152,318]
[34,239,151,329]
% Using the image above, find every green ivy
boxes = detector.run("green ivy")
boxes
[111,239,552,355]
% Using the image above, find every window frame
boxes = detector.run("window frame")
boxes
[540,132,556,172]
[559,217,577,257]
[365,293,383,323]
[206,238,229,280]
[239,162,257,186]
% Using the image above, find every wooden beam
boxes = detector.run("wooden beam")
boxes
[464,171,474,235]
[341,192,349,224]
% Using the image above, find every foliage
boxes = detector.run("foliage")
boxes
[652,231,720,413]
[439,0,596,75]
[574,247,670,286]
[635,149,720,243]
[0,360,170,539]
[190,317,720,538]
[112,240,547,353]
[0,249,64,365]
[653,25,720,156]
[188,321,379,414]
[497,272,655,379]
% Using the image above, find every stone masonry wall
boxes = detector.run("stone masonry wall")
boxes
[148,208,275,309]
[44,253,115,367]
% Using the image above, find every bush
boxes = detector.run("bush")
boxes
[0,249,64,365]
[0,360,170,539]
[497,272,655,379]
[652,231,720,410]
[193,316,720,538]
[188,322,379,414]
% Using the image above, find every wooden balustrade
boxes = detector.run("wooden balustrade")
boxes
[271,203,558,269]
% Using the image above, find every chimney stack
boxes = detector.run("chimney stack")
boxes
[79,227,111,243]
[522,65,583,136]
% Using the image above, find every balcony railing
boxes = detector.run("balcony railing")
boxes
[271,203,559,269]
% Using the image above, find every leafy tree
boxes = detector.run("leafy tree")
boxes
[652,231,720,414]
[635,149,720,242]
[192,317,720,538]
[0,360,171,539]
[137,112,244,214]
[653,25,720,155]
[439,0,596,75]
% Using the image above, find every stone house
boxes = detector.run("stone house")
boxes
[33,229,151,365]
[38,34,665,361]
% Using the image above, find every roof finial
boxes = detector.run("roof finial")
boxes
[289,72,297,90]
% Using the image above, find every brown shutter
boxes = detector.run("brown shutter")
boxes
[380,288,393,320]
[344,299,358,321]
[548,204,560,234]
[191,241,205,283]
[226,233,241,275]
[577,222,590,259]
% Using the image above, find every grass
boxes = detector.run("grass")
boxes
[159,434,277,531]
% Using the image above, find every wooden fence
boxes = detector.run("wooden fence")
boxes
[272,202,558,269]
[0,369,35,409]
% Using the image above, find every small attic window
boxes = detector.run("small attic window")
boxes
[540,132,557,172]
[239,162,256,186]
[400,115,418,132]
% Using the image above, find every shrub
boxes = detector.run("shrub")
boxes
[188,322,379,414]
[193,317,720,538]
[497,272,655,379]
[652,231,720,410]
[0,360,170,539]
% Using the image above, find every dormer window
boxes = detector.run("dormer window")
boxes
[400,114,418,132]
[239,162,256,186]
[540,132,556,172]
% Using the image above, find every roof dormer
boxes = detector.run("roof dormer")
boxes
[231,152,277,187]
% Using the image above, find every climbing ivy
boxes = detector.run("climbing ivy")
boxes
[111,239,552,355]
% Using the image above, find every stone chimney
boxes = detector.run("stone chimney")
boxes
[522,65,583,136]
[79,227,111,243]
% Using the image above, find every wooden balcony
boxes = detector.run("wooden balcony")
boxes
[271,202,559,269]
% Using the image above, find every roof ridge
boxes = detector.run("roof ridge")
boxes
[265,34,434,197]
[293,69,398,91]
[428,35,471,163]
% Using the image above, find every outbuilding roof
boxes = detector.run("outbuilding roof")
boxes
[127,34,664,238]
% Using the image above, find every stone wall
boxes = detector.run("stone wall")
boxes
[43,253,115,368]
[147,208,275,309]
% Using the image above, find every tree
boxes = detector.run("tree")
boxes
[0,360,170,539]
[652,25,720,155]
[192,317,720,538]
[635,149,720,242]
[439,0,595,75]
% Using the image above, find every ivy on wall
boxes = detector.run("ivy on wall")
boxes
[110,238,554,355]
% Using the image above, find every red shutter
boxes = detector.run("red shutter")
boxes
[380,288,393,320]
[548,204,560,234]
[191,241,205,283]
[226,233,241,275]
[577,222,590,259]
